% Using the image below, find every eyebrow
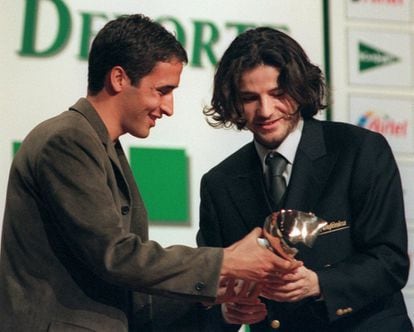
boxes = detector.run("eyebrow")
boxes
[240,87,282,94]
[156,85,178,92]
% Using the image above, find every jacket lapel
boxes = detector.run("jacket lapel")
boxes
[226,143,272,230]
[69,98,132,204]
[285,119,338,213]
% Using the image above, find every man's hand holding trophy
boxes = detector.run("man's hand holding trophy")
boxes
[217,210,327,324]
[257,210,327,303]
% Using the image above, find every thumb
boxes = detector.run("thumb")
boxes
[250,227,263,237]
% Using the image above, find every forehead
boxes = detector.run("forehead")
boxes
[140,59,183,86]
[239,65,280,90]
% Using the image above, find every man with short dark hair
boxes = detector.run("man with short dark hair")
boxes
[0,16,297,331]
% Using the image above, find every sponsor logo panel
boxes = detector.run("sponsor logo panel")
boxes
[349,95,414,153]
[348,29,413,87]
[347,0,412,22]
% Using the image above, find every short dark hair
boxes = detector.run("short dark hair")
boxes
[205,27,327,129]
[87,14,188,95]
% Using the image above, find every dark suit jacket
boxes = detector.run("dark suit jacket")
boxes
[0,98,223,331]
[198,119,412,331]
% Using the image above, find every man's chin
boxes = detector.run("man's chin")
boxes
[254,135,282,150]
[131,130,150,139]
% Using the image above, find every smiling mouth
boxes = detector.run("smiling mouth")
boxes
[148,119,156,127]
[256,117,284,130]
[149,115,159,127]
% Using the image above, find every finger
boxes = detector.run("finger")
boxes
[248,282,263,299]
[282,289,307,302]
[250,227,263,238]
[261,281,304,300]
[287,259,303,271]
[261,287,306,302]
[218,276,231,287]
[280,272,302,282]
[261,283,287,294]
[237,280,251,297]
[216,279,238,303]
[272,280,302,293]
[265,274,287,283]
[262,285,294,296]
[224,278,236,297]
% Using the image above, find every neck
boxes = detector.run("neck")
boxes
[87,93,122,142]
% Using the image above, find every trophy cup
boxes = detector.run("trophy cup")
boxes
[258,209,328,259]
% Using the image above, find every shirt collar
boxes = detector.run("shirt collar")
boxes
[255,118,304,172]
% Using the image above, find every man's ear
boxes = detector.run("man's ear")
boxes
[108,66,129,93]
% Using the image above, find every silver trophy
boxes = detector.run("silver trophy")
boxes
[258,209,328,258]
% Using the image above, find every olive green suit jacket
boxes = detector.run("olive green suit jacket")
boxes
[0,98,222,331]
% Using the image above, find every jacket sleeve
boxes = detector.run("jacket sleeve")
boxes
[33,124,222,302]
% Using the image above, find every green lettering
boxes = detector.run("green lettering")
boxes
[19,0,71,57]
[78,12,108,60]
[191,20,219,67]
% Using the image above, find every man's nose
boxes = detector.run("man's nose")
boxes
[160,96,174,116]
[257,96,273,117]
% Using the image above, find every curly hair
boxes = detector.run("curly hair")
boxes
[88,14,188,95]
[204,27,327,129]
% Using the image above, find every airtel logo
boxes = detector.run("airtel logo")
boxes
[357,112,408,137]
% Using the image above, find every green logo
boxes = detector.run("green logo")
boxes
[359,41,400,72]
[19,0,289,67]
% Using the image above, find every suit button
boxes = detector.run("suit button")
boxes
[121,206,130,215]
[195,282,205,292]
[270,320,280,329]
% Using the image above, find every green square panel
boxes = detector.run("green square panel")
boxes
[129,147,189,224]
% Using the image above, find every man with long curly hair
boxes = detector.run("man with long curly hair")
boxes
[198,27,412,331]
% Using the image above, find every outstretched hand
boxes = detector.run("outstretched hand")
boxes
[221,228,301,282]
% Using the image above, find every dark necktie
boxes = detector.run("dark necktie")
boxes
[265,152,287,206]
